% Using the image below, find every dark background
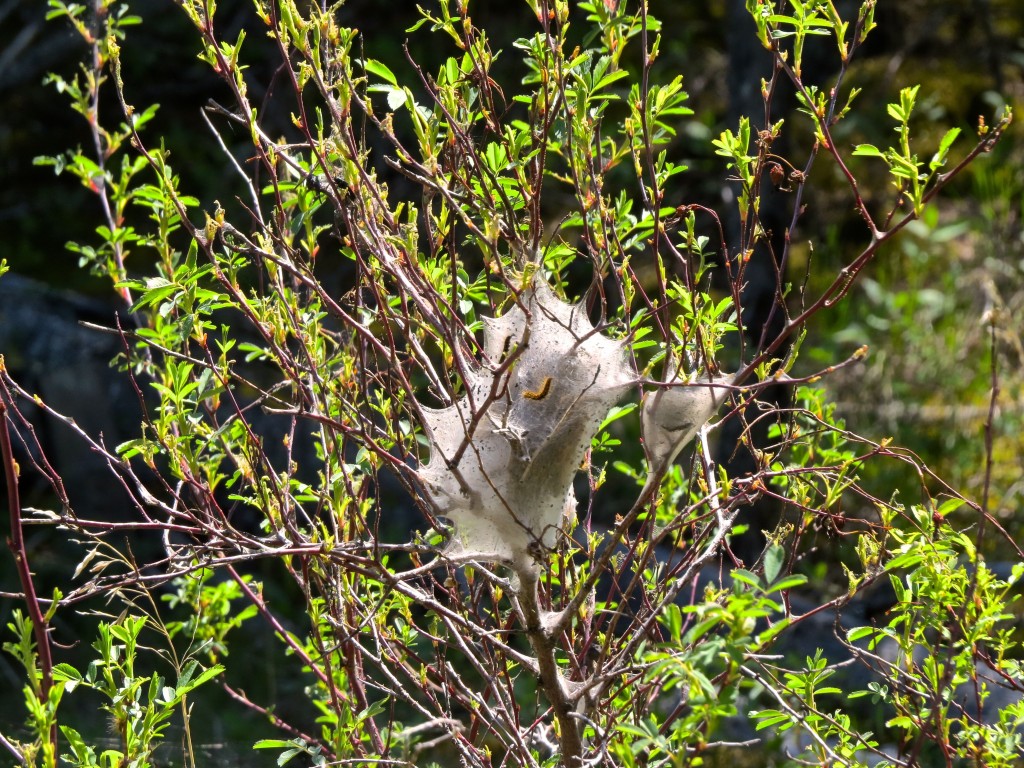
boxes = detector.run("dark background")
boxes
[1,0,1022,760]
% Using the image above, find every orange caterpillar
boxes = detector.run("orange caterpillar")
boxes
[522,376,553,401]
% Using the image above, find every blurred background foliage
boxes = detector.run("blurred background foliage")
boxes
[1,0,1022,757]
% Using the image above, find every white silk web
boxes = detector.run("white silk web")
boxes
[417,278,635,572]
[641,370,734,478]
[415,276,733,574]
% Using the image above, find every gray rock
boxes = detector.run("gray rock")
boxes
[0,272,139,516]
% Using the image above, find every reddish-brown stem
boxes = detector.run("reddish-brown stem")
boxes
[0,397,57,756]
[220,682,321,746]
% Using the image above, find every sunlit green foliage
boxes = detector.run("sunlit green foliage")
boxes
[1,1,1019,767]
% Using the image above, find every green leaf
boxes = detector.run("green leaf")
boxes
[752,710,791,730]
[176,663,224,696]
[594,68,628,93]
[766,574,808,594]
[935,497,964,516]
[731,569,762,590]
[53,663,84,692]
[683,617,721,645]
[254,740,294,750]
[363,59,397,85]
[887,715,915,730]
[763,543,784,584]
[386,87,407,111]
[886,551,923,571]
[852,144,884,158]
[599,402,637,431]
[930,126,961,170]
[938,126,961,156]
[756,616,792,644]
[846,626,874,643]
